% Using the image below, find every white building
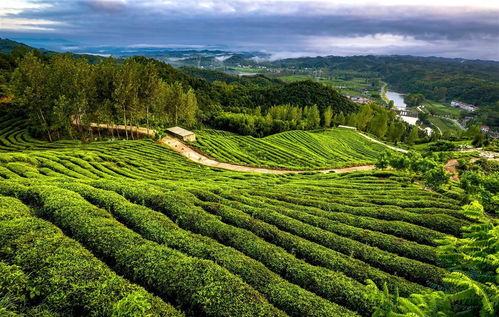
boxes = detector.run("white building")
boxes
[342,94,371,104]
[450,100,479,112]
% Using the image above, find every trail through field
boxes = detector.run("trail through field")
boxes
[79,121,408,173]
[444,159,459,181]
[160,135,375,174]
[357,133,408,153]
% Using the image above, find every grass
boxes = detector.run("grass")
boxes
[0,113,466,316]
[424,101,462,117]
[193,128,390,170]
[428,116,462,135]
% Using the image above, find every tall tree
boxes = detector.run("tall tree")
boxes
[11,52,52,141]
[403,93,425,108]
[323,106,333,128]
[113,60,140,139]
[406,125,419,146]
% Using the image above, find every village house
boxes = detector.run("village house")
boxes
[342,93,371,104]
[480,125,490,133]
[450,100,479,112]
[166,127,196,142]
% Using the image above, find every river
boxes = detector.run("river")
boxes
[385,91,406,109]
[385,90,419,125]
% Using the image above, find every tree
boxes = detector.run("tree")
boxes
[354,104,373,130]
[323,106,333,127]
[387,121,405,144]
[375,151,390,169]
[11,52,53,141]
[303,105,320,129]
[137,62,159,134]
[113,60,140,139]
[369,113,388,138]
[182,88,198,127]
[423,167,448,189]
[333,112,345,126]
[406,126,419,146]
[403,93,425,108]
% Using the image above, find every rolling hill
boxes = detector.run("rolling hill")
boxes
[0,114,468,316]
[193,128,390,170]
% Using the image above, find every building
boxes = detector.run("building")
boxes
[480,125,490,133]
[450,100,479,112]
[342,93,371,104]
[166,127,196,142]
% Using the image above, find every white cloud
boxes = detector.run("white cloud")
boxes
[0,0,50,16]
[0,18,63,31]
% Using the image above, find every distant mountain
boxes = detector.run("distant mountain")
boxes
[0,39,109,64]
[0,38,52,55]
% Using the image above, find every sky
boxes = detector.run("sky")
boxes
[1,0,498,60]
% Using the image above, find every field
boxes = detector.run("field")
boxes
[0,114,469,316]
[428,116,463,134]
[193,128,389,170]
[276,73,380,96]
[423,101,462,117]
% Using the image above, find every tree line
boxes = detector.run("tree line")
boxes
[10,52,198,141]
[4,49,420,143]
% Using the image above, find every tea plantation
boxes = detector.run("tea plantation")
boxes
[0,116,469,316]
[193,128,388,170]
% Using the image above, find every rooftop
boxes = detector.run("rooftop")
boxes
[166,126,195,137]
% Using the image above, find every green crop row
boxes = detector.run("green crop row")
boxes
[198,191,446,286]
[61,181,358,317]
[221,191,437,264]
[20,183,284,316]
[194,128,387,170]
[236,193,446,246]
[256,191,469,236]
[92,178,423,316]
[0,192,180,317]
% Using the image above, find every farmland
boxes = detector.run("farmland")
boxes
[0,114,470,316]
[428,116,463,135]
[193,128,389,170]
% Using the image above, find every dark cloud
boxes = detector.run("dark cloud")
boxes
[2,1,498,60]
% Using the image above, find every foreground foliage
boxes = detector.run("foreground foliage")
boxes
[367,201,498,317]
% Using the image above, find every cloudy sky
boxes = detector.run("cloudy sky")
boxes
[1,0,498,60]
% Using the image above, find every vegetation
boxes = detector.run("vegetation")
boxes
[367,201,498,316]
[403,94,425,109]
[194,128,388,170]
[0,40,497,317]
[0,113,476,316]
[270,55,499,128]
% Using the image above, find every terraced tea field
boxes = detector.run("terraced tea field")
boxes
[194,128,389,170]
[0,115,469,316]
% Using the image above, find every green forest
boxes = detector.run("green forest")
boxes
[269,55,499,128]
[0,45,416,143]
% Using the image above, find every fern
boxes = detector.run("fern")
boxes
[371,202,498,317]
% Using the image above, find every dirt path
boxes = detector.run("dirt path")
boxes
[77,121,409,174]
[444,159,459,181]
[160,136,375,174]
[357,132,408,153]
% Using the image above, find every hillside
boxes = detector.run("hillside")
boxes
[0,114,470,316]
[193,128,389,170]
[269,55,499,128]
